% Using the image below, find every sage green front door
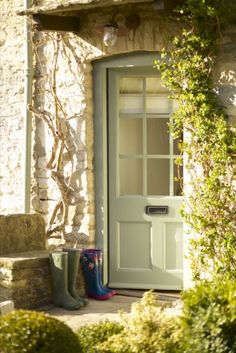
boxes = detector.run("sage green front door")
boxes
[108,67,184,290]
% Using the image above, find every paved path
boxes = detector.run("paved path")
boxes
[39,291,179,331]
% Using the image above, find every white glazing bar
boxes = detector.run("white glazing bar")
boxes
[169,100,174,196]
[143,77,147,196]
[117,76,121,197]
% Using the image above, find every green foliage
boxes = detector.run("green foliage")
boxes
[97,291,180,353]
[179,277,236,353]
[76,288,236,353]
[155,0,236,279]
[0,309,82,353]
[76,320,124,353]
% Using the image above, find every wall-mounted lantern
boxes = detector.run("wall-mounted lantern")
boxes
[103,24,119,47]
[95,13,141,47]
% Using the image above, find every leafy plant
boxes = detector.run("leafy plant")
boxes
[98,291,181,353]
[155,0,236,279]
[179,277,236,353]
[76,320,124,353]
[0,309,82,353]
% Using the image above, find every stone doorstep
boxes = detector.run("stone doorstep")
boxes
[0,300,14,316]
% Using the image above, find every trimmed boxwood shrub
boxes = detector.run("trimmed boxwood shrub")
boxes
[77,320,124,353]
[0,309,82,353]
[180,277,236,353]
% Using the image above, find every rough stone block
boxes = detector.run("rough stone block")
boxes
[0,251,52,309]
[0,214,46,255]
[0,300,14,316]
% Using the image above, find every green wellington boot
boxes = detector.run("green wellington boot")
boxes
[49,251,83,310]
[63,248,88,306]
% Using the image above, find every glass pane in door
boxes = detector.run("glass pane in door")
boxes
[147,118,169,155]
[173,133,183,155]
[146,96,170,114]
[120,118,142,154]
[147,159,169,195]
[120,77,143,93]
[120,96,143,114]
[174,160,183,196]
[146,77,169,93]
[120,159,143,195]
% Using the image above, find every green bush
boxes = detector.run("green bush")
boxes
[77,320,124,353]
[180,277,236,353]
[97,291,181,353]
[0,309,82,353]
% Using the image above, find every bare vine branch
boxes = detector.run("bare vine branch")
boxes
[31,31,79,238]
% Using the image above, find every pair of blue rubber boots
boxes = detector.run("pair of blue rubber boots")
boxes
[81,249,116,300]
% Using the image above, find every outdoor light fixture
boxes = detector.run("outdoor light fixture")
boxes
[103,24,119,47]
[97,13,140,47]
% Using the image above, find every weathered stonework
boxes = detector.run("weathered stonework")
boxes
[0,250,86,309]
[0,300,14,316]
[0,214,86,308]
[0,251,52,309]
[0,0,235,254]
[0,213,46,255]
[0,214,51,308]
[214,25,236,126]
[0,0,26,214]
[30,4,176,246]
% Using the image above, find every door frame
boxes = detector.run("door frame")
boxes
[93,52,164,284]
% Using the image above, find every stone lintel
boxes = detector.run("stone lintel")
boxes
[18,0,154,16]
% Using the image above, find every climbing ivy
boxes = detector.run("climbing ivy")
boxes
[155,0,236,280]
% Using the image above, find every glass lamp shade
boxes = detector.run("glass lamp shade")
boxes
[103,24,118,47]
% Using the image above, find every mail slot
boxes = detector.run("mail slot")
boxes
[145,205,169,215]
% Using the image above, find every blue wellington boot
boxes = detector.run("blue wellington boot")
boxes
[80,251,112,300]
[82,249,116,297]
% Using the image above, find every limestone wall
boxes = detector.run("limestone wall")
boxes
[30,4,176,247]
[0,0,235,250]
[0,0,26,214]
[214,25,236,126]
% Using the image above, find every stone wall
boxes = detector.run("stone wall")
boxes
[1,0,235,251]
[30,4,176,247]
[0,213,52,309]
[0,213,46,255]
[31,4,236,248]
[214,25,236,126]
[0,0,26,214]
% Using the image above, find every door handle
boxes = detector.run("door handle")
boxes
[145,205,169,215]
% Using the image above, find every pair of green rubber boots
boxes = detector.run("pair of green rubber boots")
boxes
[49,249,88,310]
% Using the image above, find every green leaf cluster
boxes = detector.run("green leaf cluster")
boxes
[0,309,82,353]
[76,320,123,353]
[96,291,180,353]
[155,0,236,279]
[180,277,236,353]
[76,285,236,353]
